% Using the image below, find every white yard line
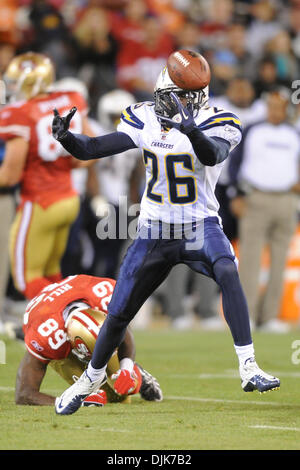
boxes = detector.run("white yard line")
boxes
[73,426,131,433]
[166,396,281,406]
[169,370,300,379]
[249,425,300,432]
[0,386,15,392]
[170,373,240,379]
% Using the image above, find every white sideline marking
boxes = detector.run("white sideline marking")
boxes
[170,370,300,379]
[74,426,131,433]
[249,425,300,432]
[167,396,280,406]
[170,373,240,379]
[0,386,14,392]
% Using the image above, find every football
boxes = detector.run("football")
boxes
[167,50,211,91]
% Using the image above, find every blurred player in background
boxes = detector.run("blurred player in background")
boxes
[51,51,281,415]
[16,274,162,406]
[229,88,300,333]
[0,52,94,300]
[0,136,15,333]
[211,76,267,242]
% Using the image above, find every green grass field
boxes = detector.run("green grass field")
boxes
[1,328,300,451]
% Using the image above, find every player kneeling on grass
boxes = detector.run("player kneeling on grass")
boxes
[15,274,162,407]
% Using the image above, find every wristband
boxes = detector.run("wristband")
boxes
[119,358,134,373]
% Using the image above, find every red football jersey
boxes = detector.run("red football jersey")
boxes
[0,91,87,208]
[23,275,116,363]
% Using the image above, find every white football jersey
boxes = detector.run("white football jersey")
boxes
[117,101,242,224]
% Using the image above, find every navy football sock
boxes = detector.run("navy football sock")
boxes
[213,257,252,346]
[91,314,128,370]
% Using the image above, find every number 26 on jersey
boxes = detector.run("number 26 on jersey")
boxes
[143,149,197,205]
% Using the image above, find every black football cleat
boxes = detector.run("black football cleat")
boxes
[136,364,163,402]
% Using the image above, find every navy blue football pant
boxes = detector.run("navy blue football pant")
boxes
[91,217,252,369]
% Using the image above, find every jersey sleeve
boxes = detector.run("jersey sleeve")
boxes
[24,328,51,364]
[197,111,243,151]
[0,105,31,142]
[117,104,145,147]
[24,320,71,363]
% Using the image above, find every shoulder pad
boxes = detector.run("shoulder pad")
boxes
[198,111,242,133]
[121,105,145,130]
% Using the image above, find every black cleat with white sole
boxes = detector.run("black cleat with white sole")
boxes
[136,364,163,402]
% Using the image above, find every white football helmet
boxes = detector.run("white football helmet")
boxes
[97,89,136,130]
[52,77,89,101]
[154,67,209,119]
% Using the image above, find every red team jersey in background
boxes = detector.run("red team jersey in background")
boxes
[23,275,116,363]
[0,90,87,208]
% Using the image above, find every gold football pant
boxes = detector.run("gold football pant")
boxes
[50,351,131,404]
[9,196,79,299]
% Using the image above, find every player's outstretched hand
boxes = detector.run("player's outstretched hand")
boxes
[112,369,138,395]
[157,92,196,135]
[52,106,77,141]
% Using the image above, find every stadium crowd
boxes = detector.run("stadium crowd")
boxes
[0,0,300,334]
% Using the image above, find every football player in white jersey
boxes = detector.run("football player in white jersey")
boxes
[51,54,280,415]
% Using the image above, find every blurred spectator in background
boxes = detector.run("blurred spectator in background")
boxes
[229,88,300,333]
[213,76,267,127]
[28,0,68,47]
[72,2,118,113]
[198,0,235,52]
[0,42,16,77]
[0,0,19,45]
[209,49,238,96]
[265,29,299,87]
[212,76,267,241]
[173,20,201,52]
[26,0,77,77]
[246,0,281,58]
[110,0,148,49]
[254,55,279,98]
[226,23,257,80]
[73,3,118,69]
[116,15,174,101]
[288,4,300,59]
[146,0,186,35]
